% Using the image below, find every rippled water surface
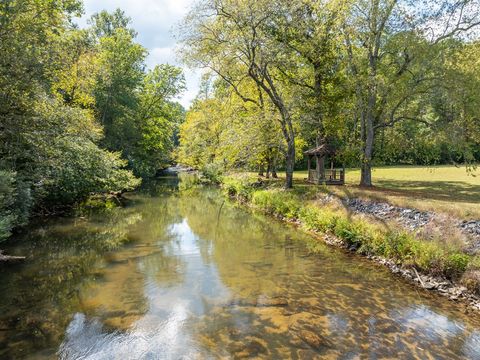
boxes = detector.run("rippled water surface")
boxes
[1,176,480,359]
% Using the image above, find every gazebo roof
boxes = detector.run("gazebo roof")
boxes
[304,144,336,156]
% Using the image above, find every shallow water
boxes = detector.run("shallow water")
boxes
[1,176,480,359]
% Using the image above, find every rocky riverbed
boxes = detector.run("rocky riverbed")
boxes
[273,213,480,313]
[319,234,480,313]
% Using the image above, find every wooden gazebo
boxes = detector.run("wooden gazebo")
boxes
[304,145,345,185]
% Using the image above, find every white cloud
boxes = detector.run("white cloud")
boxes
[76,0,199,108]
[147,47,177,67]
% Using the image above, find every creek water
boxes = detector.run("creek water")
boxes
[1,176,479,359]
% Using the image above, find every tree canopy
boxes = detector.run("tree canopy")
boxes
[0,2,186,241]
[176,0,480,188]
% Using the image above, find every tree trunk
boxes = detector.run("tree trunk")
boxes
[271,164,278,178]
[360,101,375,187]
[313,63,325,147]
[360,161,372,187]
[285,140,295,189]
[258,166,264,177]
[360,44,378,187]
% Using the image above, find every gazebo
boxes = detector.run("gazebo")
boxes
[304,144,345,185]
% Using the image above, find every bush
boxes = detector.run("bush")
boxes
[201,163,224,184]
[444,253,470,279]
[0,170,33,241]
[251,190,300,219]
[298,206,338,233]
[42,138,141,205]
[222,176,256,200]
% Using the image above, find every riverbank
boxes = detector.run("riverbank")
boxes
[220,174,480,312]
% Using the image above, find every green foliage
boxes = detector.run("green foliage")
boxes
[89,8,137,38]
[91,19,186,177]
[251,190,300,219]
[444,253,470,278]
[131,65,186,176]
[176,78,306,175]
[200,163,224,184]
[0,4,184,241]
[0,171,32,242]
[0,171,19,241]
[222,176,257,201]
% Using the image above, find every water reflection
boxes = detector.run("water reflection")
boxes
[0,176,479,359]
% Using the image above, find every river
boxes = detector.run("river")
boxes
[1,176,479,359]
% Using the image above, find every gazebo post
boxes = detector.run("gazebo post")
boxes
[307,155,311,182]
[316,154,324,184]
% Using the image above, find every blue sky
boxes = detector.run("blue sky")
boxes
[76,0,199,108]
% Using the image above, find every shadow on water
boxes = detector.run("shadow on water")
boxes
[0,174,480,359]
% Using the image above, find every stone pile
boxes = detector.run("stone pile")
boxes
[345,198,433,230]
[345,198,480,249]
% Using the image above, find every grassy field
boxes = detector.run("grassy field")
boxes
[291,165,480,219]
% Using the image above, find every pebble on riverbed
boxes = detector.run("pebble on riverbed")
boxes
[302,224,480,312]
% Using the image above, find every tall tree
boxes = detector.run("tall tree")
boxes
[179,0,301,188]
[133,65,186,176]
[344,0,480,186]
[268,0,347,148]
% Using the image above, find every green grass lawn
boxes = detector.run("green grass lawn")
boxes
[291,165,480,219]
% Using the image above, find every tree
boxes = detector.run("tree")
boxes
[133,65,186,176]
[94,27,146,140]
[344,0,480,186]
[179,0,301,188]
[90,10,186,177]
[177,97,226,169]
[268,0,348,148]
[89,8,137,38]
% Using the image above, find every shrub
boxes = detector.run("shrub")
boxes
[42,139,141,205]
[444,253,470,279]
[222,176,255,200]
[201,163,224,184]
[298,206,338,233]
[251,190,300,219]
[0,171,33,242]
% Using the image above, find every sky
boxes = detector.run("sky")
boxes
[76,0,199,109]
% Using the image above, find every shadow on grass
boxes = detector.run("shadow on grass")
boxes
[363,180,480,204]
[274,175,479,204]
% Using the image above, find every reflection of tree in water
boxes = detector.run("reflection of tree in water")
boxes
[174,187,310,298]
[0,207,144,359]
